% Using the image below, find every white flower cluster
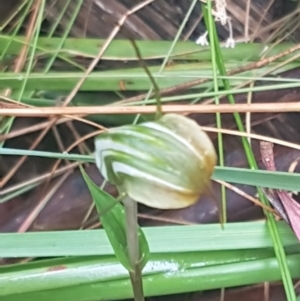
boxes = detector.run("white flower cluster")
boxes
[196,0,235,48]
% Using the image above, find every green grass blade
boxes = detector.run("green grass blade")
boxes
[0,221,297,257]
[206,5,297,300]
[204,0,226,222]
[1,36,299,62]
[211,167,300,191]
[1,251,300,301]
[1,68,300,92]
[0,0,45,147]
[0,249,283,293]
[1,149,300,193]
[44,0,83,72]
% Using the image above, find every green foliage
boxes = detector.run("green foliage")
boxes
[1,0,300,300]
[203,1,297,300]
[0,221,298,258]
[80,166,149,271]
[0,248,300,301]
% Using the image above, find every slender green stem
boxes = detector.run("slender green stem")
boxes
[123,196,145,301]
[205,0,226,223]
[205,6,297,301]
[131,0,198,124]
[0,0,38,145]
[128,39,162,119]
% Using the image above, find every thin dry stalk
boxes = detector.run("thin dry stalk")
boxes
[3,0,41,96]
[0,0,42,188]
[17,171,71,232]
[214,179,276,214]
[1,162,78,196]
[2,101,300,116]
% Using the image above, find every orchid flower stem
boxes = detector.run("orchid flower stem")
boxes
[123,196,145,301]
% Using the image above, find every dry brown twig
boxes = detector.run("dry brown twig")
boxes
[1,101,300,116]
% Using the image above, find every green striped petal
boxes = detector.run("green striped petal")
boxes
[94,114,217,209]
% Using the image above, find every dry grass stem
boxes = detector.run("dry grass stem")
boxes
[2,101,300,116]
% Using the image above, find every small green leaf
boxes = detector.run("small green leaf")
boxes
[80,166,149,271]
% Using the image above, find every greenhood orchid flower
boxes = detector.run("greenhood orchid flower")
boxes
[94,114,217,209]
